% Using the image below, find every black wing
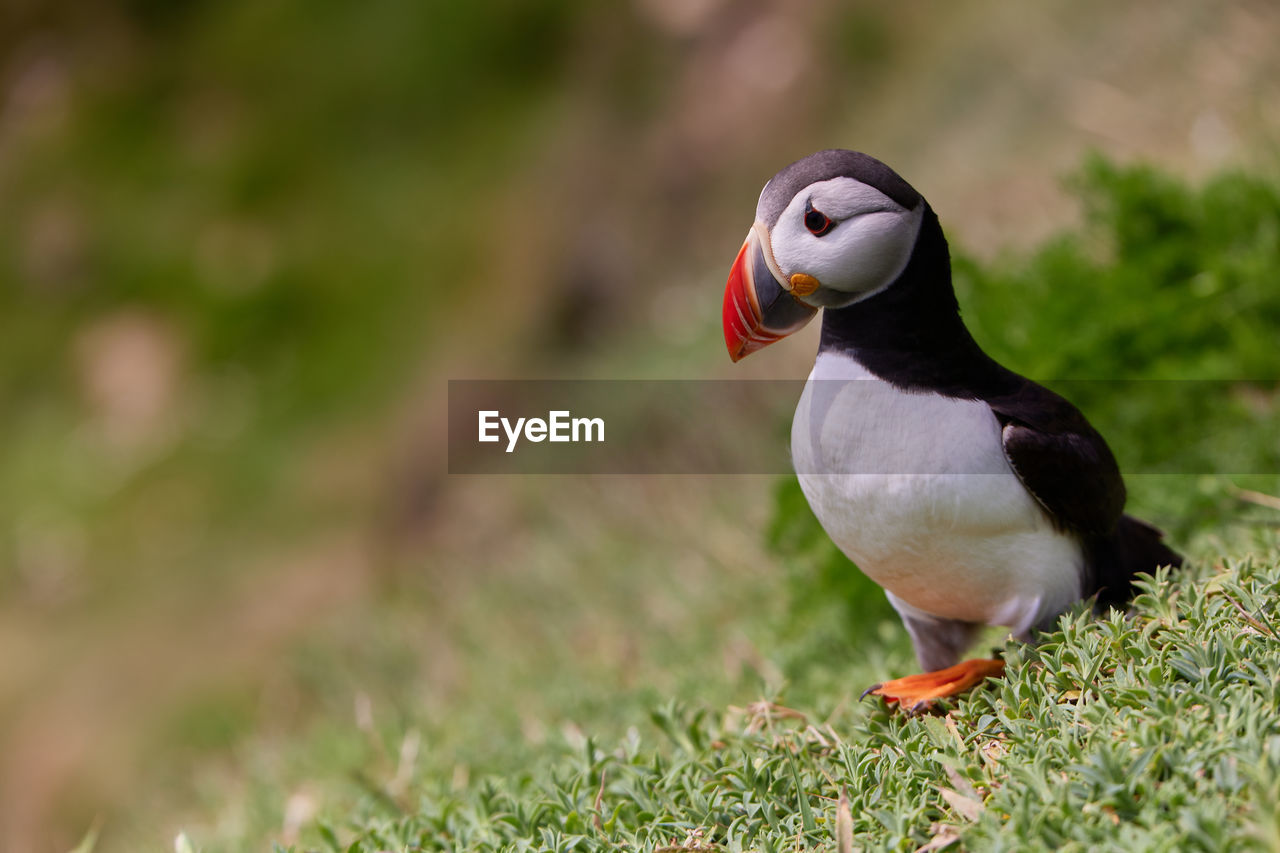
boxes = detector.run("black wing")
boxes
[987,378,1126,538]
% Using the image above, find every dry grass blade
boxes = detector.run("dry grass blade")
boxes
[836,785,853,853]
[1231,487,1280,512]
[939,787,984,822]
[914,825,962,852]
[1219,591,1279,638]
[593,768,607,833]
[656,827,716,852]
[66,821,100,853]
[942,765,979,802]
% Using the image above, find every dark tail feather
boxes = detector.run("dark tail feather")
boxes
[1092,514,1183,608]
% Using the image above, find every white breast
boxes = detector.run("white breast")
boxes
[791,351,1084,637]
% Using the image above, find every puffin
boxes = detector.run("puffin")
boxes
[722,149,1182,713]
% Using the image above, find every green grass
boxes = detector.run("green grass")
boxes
[241,545,1280,853]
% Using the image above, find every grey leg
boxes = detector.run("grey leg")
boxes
[885,592,984,672]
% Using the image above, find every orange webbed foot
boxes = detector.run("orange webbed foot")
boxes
[862,658,1006,715]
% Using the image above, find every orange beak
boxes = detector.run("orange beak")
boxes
[722,225,818,362]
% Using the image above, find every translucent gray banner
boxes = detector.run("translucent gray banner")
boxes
[447,380,1280,475]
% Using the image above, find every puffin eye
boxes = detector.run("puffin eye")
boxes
[803,200,834,236]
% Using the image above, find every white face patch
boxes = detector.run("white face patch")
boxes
[763,177,924,307]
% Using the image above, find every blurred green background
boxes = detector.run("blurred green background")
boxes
[2,0,1279,849]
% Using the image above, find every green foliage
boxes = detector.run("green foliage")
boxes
[255,550,1280,853]
[958,559,1280,851]
[958,156,1280,383]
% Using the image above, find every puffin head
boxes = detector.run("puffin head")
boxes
[723,150,926,361]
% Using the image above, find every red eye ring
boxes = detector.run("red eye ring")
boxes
[804,201,834,236]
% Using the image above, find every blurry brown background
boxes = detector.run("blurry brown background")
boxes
[1,0,1278,849]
